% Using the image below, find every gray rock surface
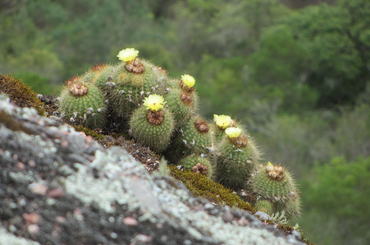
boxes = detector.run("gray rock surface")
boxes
[0,94,305,245]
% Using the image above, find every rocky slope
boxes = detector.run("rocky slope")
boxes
[0,93,305,245]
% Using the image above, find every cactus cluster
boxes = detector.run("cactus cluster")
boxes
[58,48,300,221]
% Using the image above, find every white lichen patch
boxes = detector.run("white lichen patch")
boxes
[0,227,40,245]
[65,147,163,217]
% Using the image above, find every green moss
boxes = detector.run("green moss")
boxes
[73,125,105,140]
[0,111,36,135]
[0,73,45,115]
[169,165,254,212]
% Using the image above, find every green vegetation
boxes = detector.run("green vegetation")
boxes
[0,74,45,115]
[1,0,369,244]
[169,165,254,212]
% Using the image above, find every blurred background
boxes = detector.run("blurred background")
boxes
[1,0,369,244]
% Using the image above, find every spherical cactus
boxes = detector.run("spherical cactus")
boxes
[164,76,198,127]
[104,48,168,117]
[254,199,274,215]
[215,127,260,191]
[170,115,213,159]
[249,162,300,220]
[179,154,213,179]
[129,94,174,153]
[59,76,106,128]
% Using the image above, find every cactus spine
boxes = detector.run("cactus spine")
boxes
[56,47,302,222]
[172,115,213,158]
[179,154,213,179]
[164,78,198,127]
[215,127,260,191]
[129,95,174,153]
[249,162,300,219]
[59,77,106,128]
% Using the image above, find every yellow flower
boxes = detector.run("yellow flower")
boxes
[143,94,165,111]
[225,127,242,138]
[181,74,195,88]
[214,114,232,129]
[117,48,139,62]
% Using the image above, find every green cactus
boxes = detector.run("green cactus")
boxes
[98,59,167,117]
[215,127,260,191]
[129,94,175,153]
[254,199,274,215]
[170,115,213,159]
[164,87,198,127]
[59,77,106,129]
[56,47,303,222]
[249,162,300,220]
[179,154,213,179]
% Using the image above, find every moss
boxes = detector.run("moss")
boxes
[0,74,45,115]
[169,165,255,212]
[73,125,105,140]
[0,111,36,135]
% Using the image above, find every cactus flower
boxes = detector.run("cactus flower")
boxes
[181,74,195,88]
[143,94,165,111]
[266,162,274,171]
[225,127,242,138]
[214,114,232,129]
[117,48,139,62]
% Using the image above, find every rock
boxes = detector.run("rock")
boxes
[0,94,305,245]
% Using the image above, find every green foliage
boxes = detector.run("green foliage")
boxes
[301,156,370,244]
[14,72,60,96]
[249,0,370,108]
[257,104,370,177]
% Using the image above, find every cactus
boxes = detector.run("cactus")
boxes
[254,199,274,215]
[59,76,106,128]
[215,127,260,191]
[164,77,198,127]
[249,162,300,220]
[129,94,174,153]
[170,115,213,160]
[179,154,213,179]
[56,47,302,222]
[211,114,235,143]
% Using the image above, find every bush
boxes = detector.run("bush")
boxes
[300,156,370,245]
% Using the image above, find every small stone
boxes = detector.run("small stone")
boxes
[47,188,64,198]
[56,216,66,223]
[17,162,25,170]
[123,217,138,226]
[27,160,36,168]
[222,211,234,223]
[22,213,40,224]
[27,224,39,234]
[29,183,48,196]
